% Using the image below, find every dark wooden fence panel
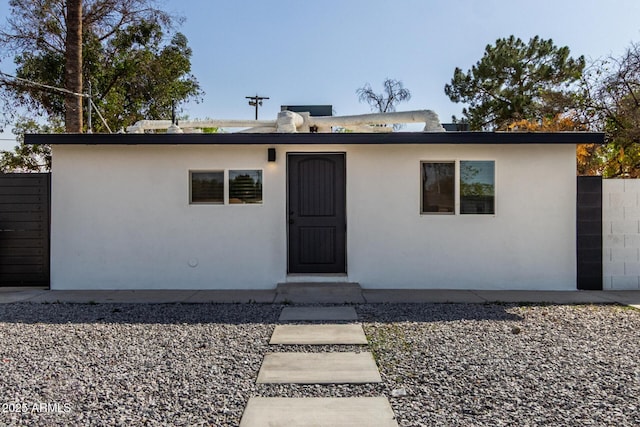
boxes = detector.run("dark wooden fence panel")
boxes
[0,173,50,286]
[577,176,603,290]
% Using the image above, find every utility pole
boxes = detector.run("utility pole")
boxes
[87,81,92,133]
[246,95,269,120]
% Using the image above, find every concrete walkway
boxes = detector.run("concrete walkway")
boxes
[1,286,639,308]
[240,397,398,427]
[257,352,381,384]
[242,306,398,427]
[270,324,368,345]
[279,306,358,321]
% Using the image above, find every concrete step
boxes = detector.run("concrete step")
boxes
[257,352,381,384]
[270,324,368,345]
[240,397,398,427]
[275,282,364,303]
[279,306,358,322]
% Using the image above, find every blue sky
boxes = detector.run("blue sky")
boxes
[1,0,640,149]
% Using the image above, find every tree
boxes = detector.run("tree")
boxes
[0,118,61,172]
[0,0,201,133]
[582,43,640,177]
[65,0,83,132]
[445,36,585,130]
[357,78,411,113]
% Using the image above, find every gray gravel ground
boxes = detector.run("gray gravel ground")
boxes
[0,302,638,426]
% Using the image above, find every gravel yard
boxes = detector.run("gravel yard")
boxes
[0,302,638,426]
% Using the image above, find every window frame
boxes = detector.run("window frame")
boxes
[420,160,496,216]
[189,169,264,206]
[228,169,264,205]
[189,170,225,205]
[459,160,496,215]
[420,161,456,215]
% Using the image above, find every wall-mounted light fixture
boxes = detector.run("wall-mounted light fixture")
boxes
[268,148,276,162]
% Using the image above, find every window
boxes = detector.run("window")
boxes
[229,170,263,204]
[191,171,224,204]
[421,162,455,214]
[421,160,495,215]
[190,169,263,205]
[460,161,495,214]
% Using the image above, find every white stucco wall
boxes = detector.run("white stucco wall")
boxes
[50,142,576,290]
[603,179,640,290]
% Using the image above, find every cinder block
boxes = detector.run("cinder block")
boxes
[604,180,625,194]
[604,248,612,261]
[603,207,624,221]
[624,206,640,220]
[604,234,625,248]
[611,220,639,234]
[603,221,613,234]
[609,192,637,208]
[603,261,625,276]
[624,191,638,206]
[625,234,640,248]
[624,179,640,193]
[611,275,640,290]
[607,192,622,208]
[625,262,640,276]
[602,276,612,290]
[611,247,639,262]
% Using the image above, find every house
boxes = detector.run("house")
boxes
[25,110,604,291]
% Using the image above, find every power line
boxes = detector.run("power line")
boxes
[0,70,89,98]
[0,70,112,133]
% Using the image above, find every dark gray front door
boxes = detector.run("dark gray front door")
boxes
[287,153,346,273]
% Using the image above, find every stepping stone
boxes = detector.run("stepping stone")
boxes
[257,352,381,384]
[240,397,398,427]
[279,306,358,322]
[270,324,368,345]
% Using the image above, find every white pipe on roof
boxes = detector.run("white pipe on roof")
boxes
[308,110,445,132]
[180,119,276,129]
[126,119,276,133]
[125,109,445,133]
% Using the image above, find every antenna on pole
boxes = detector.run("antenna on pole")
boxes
[87,81,92,133]
[246,94,269,120]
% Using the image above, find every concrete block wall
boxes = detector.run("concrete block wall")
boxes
[603,180,640,289]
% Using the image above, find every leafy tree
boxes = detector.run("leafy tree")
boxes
[0,0,202,133]
[445,36,585,130]
[582,43,640,177]
[0,118,61,172]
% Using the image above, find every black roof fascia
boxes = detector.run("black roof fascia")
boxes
[25,131,605,146]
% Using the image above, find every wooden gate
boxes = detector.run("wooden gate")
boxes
[0,173,50,287]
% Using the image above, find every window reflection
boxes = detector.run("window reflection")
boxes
[460,161,495,214]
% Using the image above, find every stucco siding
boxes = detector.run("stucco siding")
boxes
[51,145,287,289]
[50,143,576,290]
[346,144,576,290]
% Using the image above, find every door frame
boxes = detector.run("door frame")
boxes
[286,152,347,274]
